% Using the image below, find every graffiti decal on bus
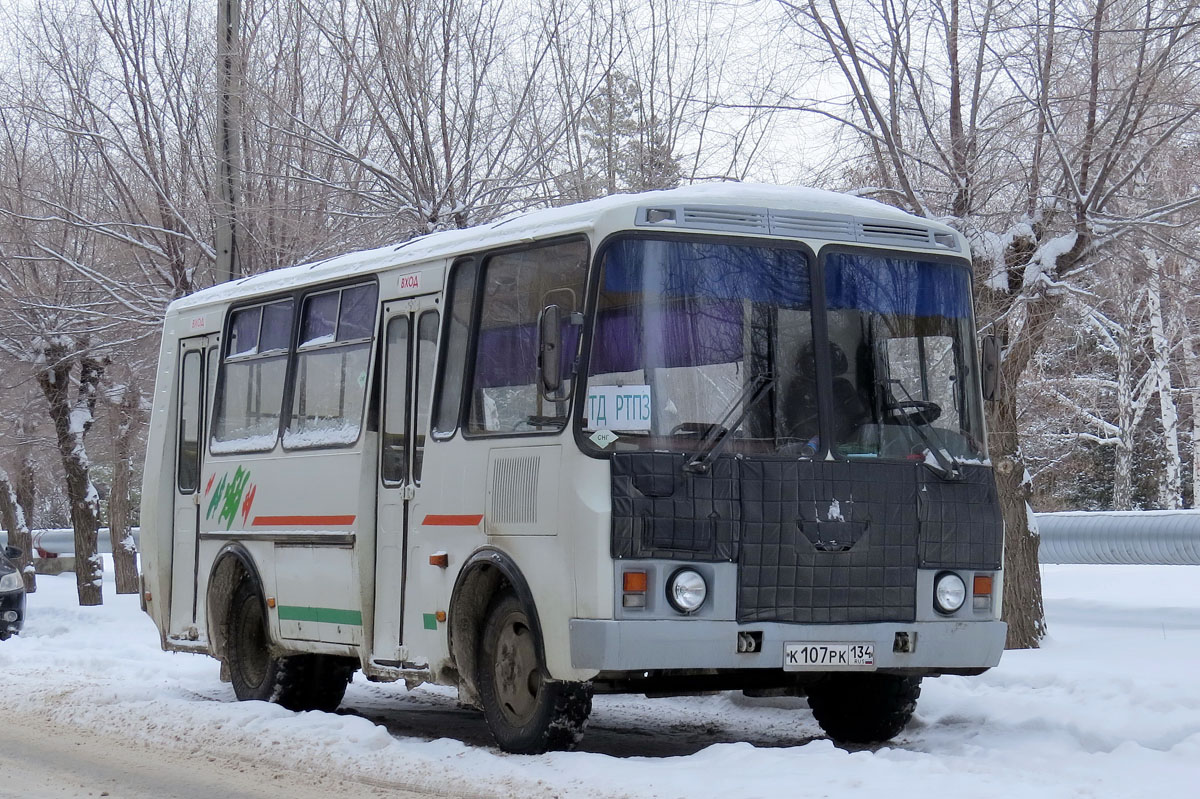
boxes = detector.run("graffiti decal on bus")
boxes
[204,466,257,530]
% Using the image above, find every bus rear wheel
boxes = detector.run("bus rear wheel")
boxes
[805,673,922,744]
[477,593,591,754]
[226,579,354,713]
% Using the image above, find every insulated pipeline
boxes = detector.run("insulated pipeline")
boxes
[1036,511,1200,565]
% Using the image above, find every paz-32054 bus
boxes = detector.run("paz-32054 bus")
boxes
[140,184,1005,753]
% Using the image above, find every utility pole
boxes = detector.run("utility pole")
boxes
[215,0,242,284]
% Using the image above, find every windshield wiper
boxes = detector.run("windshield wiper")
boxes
[682,373,774,474]
[885,378,962,481]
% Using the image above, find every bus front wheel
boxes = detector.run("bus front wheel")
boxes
[225,579,354,713]
[477,593,591,754]
[805,673,922,744]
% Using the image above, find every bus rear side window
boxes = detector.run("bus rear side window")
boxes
[284,282,378,449]
[212,300,293,453]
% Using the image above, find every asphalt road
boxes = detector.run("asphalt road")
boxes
[0,715,475,799]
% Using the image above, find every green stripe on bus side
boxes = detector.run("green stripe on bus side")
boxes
[277,605,363,626]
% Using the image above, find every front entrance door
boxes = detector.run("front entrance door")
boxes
[372,296,440,661]
[170,335,213,635]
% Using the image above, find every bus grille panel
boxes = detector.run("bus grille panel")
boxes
[610,452,739,561]
[916,464,1004,570]
[737,460,918,623]
[609,453,1002,625]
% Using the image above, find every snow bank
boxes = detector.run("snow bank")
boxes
[1,563,1197,798]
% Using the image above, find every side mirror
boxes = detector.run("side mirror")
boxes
[980,334,1001,401]
[538,303,563,396]
[3,546,20,561]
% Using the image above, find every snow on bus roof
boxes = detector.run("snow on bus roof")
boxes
[170,183,936,314]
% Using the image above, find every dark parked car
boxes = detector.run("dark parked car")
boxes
[1,545,25,640]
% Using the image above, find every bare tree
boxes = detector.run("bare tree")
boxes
[778,0,1200,646]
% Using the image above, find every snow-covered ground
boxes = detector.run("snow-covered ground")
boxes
[1,564,1197,798]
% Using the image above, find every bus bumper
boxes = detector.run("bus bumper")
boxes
[569,618,1006,673]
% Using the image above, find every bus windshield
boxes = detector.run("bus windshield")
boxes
[584,236,816,454]
[582,237,985,461]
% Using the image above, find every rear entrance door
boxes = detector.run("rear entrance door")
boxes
[170,335,214,636]
[372,296,440,662]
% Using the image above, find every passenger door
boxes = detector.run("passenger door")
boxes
[372,296,440,661]
[170,335,213,635]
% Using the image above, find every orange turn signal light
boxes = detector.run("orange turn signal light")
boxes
[266,596,276,608]
[973,575,993,595]
[429,552,449,568]
[623,571,648,592]
[435,610,447,623]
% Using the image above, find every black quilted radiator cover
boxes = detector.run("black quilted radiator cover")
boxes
[610,453,1003,624]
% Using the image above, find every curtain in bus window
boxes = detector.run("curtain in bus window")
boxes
[285,282,379,448]
[825,255,970,318]
[467,240,588,434]
[212,300,293,453]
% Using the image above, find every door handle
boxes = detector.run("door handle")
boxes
[402,485,416,501]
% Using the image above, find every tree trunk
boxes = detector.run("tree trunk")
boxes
[106,382,140,594]
[0,471,36,592]
[982,250,1061,650]
[15,420,36,534]
[36,348,105,606]
[1113,326,1135,510]
[1145,251,1181,508]
[987,386,1047,649]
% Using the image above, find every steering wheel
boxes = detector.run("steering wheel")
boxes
[670,422,729,439]
[884,400,942,425]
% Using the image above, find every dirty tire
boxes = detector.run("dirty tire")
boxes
[226,579,355,713]
[478,593,591,754]
[806,673,922,744]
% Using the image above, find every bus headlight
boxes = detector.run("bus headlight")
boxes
[666,568,707,614]
[933,571,966,614]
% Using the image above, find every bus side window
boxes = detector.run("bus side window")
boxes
[467,239,588,435]
[431,259,478,439]
[212,299,293,453]
[285,282,379,449]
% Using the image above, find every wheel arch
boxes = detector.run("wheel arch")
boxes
[206,542,268,661]
[447,546,546,708]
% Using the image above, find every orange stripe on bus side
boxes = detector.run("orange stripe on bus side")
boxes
[251,515,356,527]
[422,514,484,526]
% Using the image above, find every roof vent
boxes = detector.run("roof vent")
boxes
[634,203,961,252]
[769,211,856,242]
[680,205,769,234]
[858,222,934,245]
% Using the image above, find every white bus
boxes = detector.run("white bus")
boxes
[141,183,1006,753]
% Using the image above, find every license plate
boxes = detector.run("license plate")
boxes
[783,642,875,671]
